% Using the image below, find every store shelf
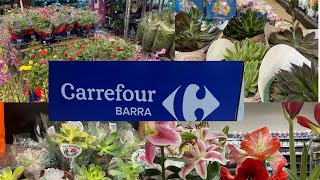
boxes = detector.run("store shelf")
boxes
[275,0,318,29]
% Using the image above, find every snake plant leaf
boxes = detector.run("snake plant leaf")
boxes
[273,62,318,102]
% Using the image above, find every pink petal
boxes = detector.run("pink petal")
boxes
[146,125,182,146]
[227,143,249,166]
[183,151,195,159]
[266,151,288,171]
[145,141,156,165]
[196,138,206,154]
[179,160,195,179]
[195,160,207,179]
[206,144,221,152]
[203,151,225,164]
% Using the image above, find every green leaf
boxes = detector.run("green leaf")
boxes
[309,164,320,180]
[283,167,299,180]
[180,132,196,140]
[143,169,161,176]
[222,126,229,135]
[300,143,309,180]
[108,170,126,178]
[167,173,180,179]
[207,162,220,180]
[11,166,24,180]
[166,166,181,173]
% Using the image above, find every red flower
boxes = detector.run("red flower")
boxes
[69,58,74,61]
[76,50,83,55]
[297,103,320,135]
[111,40,115,45]
[100,52,103,55]
[64,54,68,57]
[282,102,304,120]
[234,158,269,180]
[81,45,87,49]
[39,61,43,65]
[110,52,115,58]
[220,166,234,180]
[270,163,288,180]
[40,49,47,56]
[35,86,42,98]
[117,46,121,51]
[31,54,35,58]
[66,45,71,49]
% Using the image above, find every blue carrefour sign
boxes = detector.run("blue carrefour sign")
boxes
[49,61,244,121]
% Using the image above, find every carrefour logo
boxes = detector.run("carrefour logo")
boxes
[163,84,220,121]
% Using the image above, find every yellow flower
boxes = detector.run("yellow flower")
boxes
[29,60,33,65]
[19,65,32,71]
[53,55,57,59]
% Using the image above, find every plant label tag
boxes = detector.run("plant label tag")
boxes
[60,144,82,159]
[67,121,83,132]
[109,123,117,131]
[132,149,148,167]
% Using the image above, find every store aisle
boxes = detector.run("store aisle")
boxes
[265,0,306,29]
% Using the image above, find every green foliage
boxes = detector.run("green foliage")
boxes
[224,39,269,97]
[175,7,222,52]
[50,123,96,149]
[272,62,318,102]
[77,164,110,180]
[223,9,266,40]
[268,23,318,64]
[108,159,144,180]
[0,166,24,180]
[96,132,121,156]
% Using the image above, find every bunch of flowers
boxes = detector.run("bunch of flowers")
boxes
[220,127,288,180]
[143,122,228,180]
[5,12,31,39]
[76,10,100,30]
[237,0,279,21]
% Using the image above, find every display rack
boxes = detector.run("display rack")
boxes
[310,136,320,170]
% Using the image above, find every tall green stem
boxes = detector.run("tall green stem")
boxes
[289,122,297,176]
[161,146,165,180]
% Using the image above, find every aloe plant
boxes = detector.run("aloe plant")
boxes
[0,166,24,180]
[268,24,318,64]
[96,132,121,156]
[108,159,144,180]
[223,9,267,40]
[224,39,269,97]
[50,123,96,149]
[175,7,222,52]
[272,62,318,102]
[76,164,110,180]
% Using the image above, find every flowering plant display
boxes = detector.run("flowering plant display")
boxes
[5,13,30,39]
[143,122,227,180]
[76,10,100,30]
[237,0,279,21]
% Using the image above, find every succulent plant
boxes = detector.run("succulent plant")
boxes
[272,62,318,102]
[96,132,121,156]
[0,166,24,180]
[244,61,259,98]
[76,164,110,180]
[50,123,96,149]
[223,9,267,40]
[268,24,318,64]
[224,39,269,63]
[108,159,144,180]
[175,7,222,52]
[224,39,269,97]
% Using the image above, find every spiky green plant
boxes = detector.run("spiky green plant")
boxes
[223,9,267,40]
[175,7,222,52]
[224,39,269,62]
[272,62,318,102]
[76,164,110,180]
[0,166,24,180]
[244,61,259,97]
[224,39,269,97]
[96,132,121,156]
[268,23,318,64]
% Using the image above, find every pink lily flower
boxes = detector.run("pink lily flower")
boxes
[192,128,227,147]
[145,122,182,166]
[179,138,226,179]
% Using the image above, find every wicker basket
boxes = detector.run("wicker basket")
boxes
[174,45,209,61]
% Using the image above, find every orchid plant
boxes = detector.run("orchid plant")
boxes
[143,122,227,180]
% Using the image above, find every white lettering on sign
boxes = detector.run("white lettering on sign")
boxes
[60,83,156,102]
[116,107,152,116]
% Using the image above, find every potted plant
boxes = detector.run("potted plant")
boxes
[175,7,222,61]
[223,8,267,43]
[0,166,24,180]
[5,13,30,44]
[63,7,76,37]
[39,168,73,180]
[108,158,144,179]
[75,164,110,180]
[263,62,318,102]
[76,10,99,36]
[51,10,67,38]
[224,39,269,101]
[32,9,53,44]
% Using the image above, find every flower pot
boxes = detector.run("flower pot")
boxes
[222,33,266,45]
[262,76,276,102]
[53,23,67,38]
[36,31,53,45]
[175,45,209,61]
